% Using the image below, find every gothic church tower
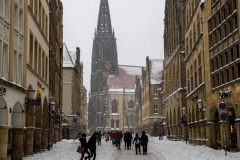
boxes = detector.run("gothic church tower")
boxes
[89,0,118,133]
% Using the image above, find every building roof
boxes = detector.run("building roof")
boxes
[63,43,76,67]
[149,59,163,84]
[107,65,143,92]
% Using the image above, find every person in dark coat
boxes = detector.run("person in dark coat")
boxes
[132,133,141,155]
[85,132,97,160]
[125,132,132,150]
[79,134,91,160]
[123,131,128,149]
[97,131,102,146]
[141,131,148,155]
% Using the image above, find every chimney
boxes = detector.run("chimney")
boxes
[76,47,80,63]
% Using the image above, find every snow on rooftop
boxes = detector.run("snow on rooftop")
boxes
[63,43,76,67]
[107,65,143,90]
[118,65,142,75]
[149,59,163,84]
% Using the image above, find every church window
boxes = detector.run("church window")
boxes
[112,99,118,113]
[128,100,134,108]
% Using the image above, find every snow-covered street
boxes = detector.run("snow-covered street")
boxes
[23,136,240,160]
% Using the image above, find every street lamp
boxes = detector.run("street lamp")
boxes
[182,107,188,144]
[198,99,206,112]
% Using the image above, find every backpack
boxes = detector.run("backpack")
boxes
[135,138,140,144]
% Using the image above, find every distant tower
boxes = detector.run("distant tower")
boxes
[89,0,118,133]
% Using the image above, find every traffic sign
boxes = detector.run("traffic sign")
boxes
[220,113,227,121]
[219,102,226,110]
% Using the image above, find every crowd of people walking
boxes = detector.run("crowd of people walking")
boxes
[78,130,149,159]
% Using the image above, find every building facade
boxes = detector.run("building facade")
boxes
[25,0,50,156]
[88,0,118,134]
[0,0,27,159]
[141,57,164,136]
[104,65,142,133]
[203,0,239,151]
[163,0,187,141]
[62,44,83,139]
[184,0,207,146]
[49,0,63,143]
[164,0,240,152]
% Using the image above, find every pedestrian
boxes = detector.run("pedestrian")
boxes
[141,131,148,155]
[105,132,109,142]
[85,132,97,160]
[132,133,141,155]
[97,131,102,146]
[79,134,91,160]
[115,131,122,150]
[125,131,132,150]
[123,131,128,149]
[159,130,162,140]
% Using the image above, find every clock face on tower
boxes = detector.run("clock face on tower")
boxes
[106,62,111,70]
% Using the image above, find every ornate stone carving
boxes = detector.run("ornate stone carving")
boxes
[19,37,23,53]
[14,32,18,50]
[3,25,9,42]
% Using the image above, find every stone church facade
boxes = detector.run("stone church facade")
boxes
[88,0,142,134]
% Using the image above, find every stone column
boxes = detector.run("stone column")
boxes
[169,126,173,140]
[54,128,59,142]
[192,124,196,145]
[0,126,9,160]
[177,125,182,140]
[34,128,42,148]
[235,121,240,151]
[24,127,35,156]
[12,128,25,160]
[41,129,49,150]
[220,122,230,151]
[206,122,216,149]
[188,126,192,143]
[196,124,201,145]
[200,123,206,146]
[59,128,62,141]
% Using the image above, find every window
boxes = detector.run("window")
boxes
[19,9,23,34]
[29,33,33,66]
[34,0,38,17]
[42,52,44,77]
[34,40,38,71]
[14,3,18,30]
[154,105,158,114]
[1,43,8,79]
[45,57,48,80]
[4,0,10,22]
[116,119,119,128]
[153,90,158,99]
[13,51,23,85]
[111,119,114,128]
[112,100,118,113]
[38,45,41,75]
[30,0,33,11]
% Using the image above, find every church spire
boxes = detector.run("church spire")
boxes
[97,0,112,34]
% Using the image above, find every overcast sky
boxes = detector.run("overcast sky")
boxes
[61,0,165,94]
